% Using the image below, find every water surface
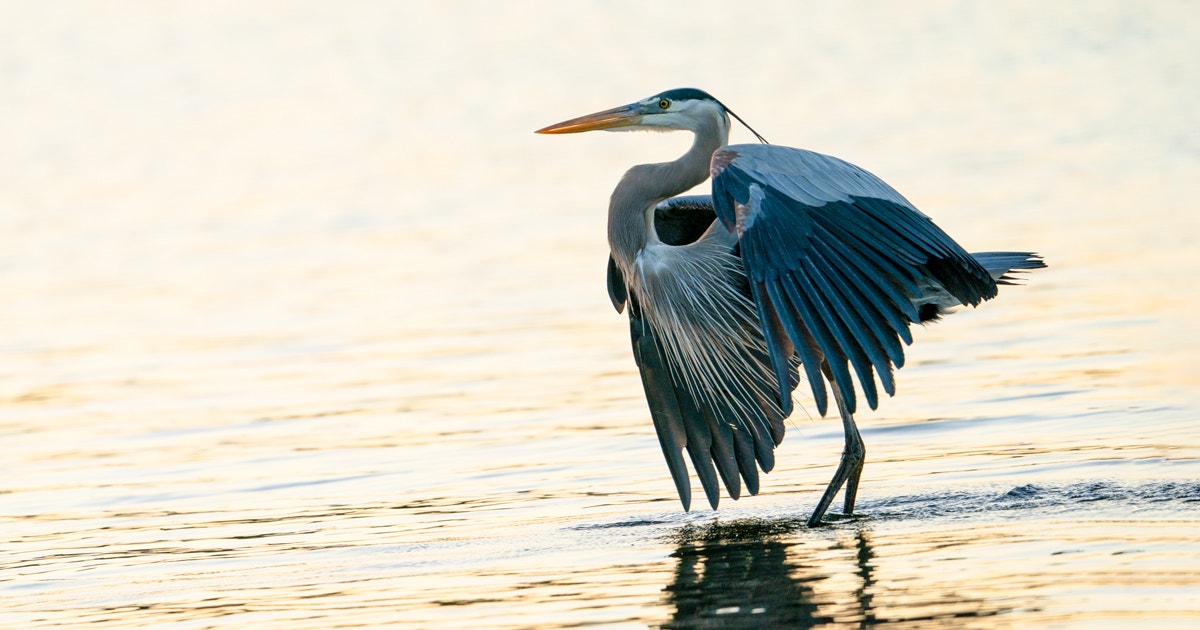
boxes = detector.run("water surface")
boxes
[2,1,1198,627]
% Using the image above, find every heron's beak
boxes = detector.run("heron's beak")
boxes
[535,104,642,134]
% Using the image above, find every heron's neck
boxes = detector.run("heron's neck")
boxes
[607,117,727,274]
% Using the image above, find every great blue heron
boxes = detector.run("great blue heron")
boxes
[536,88,1044,526]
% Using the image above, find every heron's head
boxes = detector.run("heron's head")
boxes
[537,88,762,138]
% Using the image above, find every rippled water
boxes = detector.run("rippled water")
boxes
[3,1,1199,627]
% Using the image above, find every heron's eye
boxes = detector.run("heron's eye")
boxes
[658,99,670,110]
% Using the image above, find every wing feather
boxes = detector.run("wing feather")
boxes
[616,247,782,509]
[780,270,859,412]
[730,425,761,495]
[628,296,693,509]
[806,244,899,393]
[711,144,998,413]
[763,278,830,415]
[671,387,721,509]
[799,256,881,409]
[749,283,798,416]
[812,234,915,352]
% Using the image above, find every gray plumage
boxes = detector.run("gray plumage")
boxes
[537,88,1045,525]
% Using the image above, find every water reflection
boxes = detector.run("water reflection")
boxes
[663,519,830,628]
[3,1,1199,627]
[662,519,1016,628]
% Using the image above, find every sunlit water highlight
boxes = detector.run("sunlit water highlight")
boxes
[2,2,1198,628]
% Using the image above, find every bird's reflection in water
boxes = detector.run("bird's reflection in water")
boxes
[851,525,877,627]
[661,517,1013,628]
[662,518,842,628]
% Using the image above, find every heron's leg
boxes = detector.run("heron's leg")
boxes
[840,398,865,516]
[807,368,867,527]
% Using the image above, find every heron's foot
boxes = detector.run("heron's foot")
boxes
[806,510,868,527]
[805,446,865,527]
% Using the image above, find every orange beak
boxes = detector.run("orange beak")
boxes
[535,104,642,134]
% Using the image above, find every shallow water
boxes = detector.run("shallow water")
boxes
[2,1,1199,627]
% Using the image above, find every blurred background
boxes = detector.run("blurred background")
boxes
[2,1,1198,627]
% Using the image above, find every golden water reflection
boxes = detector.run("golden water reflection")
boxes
[659,503,1200,629]
[663,523,1011,628]
[3,1,1199,628]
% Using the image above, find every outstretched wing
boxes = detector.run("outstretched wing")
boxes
[607,197,789,510]
[710,144,998,416]
[609,256,785,510]
[621,286,773,511]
